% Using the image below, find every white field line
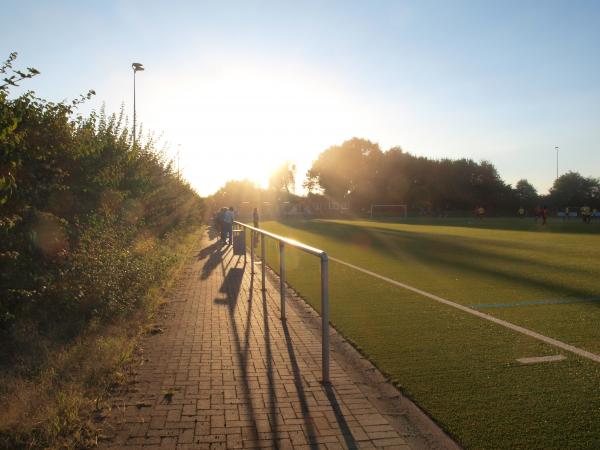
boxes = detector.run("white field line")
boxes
[517,355,566,364]
[329,256,600,364]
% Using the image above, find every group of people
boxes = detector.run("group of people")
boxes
[213,207,260,246]
[530,205,597,224]
[575,206,595,223]
[214,206,235,245]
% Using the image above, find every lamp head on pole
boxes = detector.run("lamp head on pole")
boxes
[132,63,145,72]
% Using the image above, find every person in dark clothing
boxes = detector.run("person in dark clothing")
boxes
[217,207,227,243]
[541,205,548,225]
[223,206,234,245]
[253,208,259,228]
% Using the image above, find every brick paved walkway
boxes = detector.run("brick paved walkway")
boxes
[100,234,451,449]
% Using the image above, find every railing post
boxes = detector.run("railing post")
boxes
[250,229,255,275]
[321,254,330,384]
[234,221,328,382]
[261,233,266,291]
[279,241,286,320]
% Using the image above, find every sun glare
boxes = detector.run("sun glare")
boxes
[139,60,369,195]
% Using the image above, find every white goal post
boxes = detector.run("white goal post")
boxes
[370,204,408,218]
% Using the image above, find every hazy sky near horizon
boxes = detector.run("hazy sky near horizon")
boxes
[3,0,600,196]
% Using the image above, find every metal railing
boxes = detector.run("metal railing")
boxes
[234,221,330,383]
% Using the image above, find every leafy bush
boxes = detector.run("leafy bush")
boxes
[0,52,204,369]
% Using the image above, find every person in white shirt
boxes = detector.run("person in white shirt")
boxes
[223,206,234,245]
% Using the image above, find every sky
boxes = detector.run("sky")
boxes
[2,0,600,196]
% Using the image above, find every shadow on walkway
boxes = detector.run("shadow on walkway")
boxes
[199,242,227,280]
[261,288,281,449]
[200,242,244,280]
[196,240,223,261]
[323,384,358,449]
[213,248,358,449]
[214,259,284,448]
[282,319,358,450]
[213,257,266,445]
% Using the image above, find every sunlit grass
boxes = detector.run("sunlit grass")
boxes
[258,218,600,449]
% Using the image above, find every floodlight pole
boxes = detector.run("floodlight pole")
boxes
[177,144,181,179]
[555,146,559,180]
[132,63,145,146]
[133,68,137,145]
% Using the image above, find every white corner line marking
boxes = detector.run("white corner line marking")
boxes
[517,355,566,364]
[329,257,600,364]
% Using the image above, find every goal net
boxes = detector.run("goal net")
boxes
[370,204,407,219]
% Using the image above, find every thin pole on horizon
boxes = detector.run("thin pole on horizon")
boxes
[177,144,181,179]
[555,146,559,180]
[132,62,145,146]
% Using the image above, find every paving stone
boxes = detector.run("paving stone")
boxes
[98,235,412,449]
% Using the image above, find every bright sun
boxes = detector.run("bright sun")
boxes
[140,59,372,195]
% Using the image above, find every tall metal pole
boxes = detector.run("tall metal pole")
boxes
[261,234,266,291]
[133,69,136,145]
[131,63,144,146]
[279,242,286,320]
[321,255,330,384]
[250,230,255,275]
[176,144,181,179]
[555,146,559,180]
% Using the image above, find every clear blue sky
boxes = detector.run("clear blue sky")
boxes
[3,0,599,195]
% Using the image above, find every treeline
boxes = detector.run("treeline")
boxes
[0,54,203,447]
[305,138,600,214]
[209,138,599,218]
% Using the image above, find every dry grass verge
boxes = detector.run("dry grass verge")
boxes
[0,228,202,450]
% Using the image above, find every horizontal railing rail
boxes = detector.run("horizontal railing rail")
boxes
[234,221,330,383]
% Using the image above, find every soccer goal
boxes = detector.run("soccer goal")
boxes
[370,204,408,219]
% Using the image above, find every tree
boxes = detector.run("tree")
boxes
[269,161,296,194]
[305,138,516,214]
[514,179,538,206]
[549,171,600,207]
[1,51,203,349]
[1,52,41,206]
[305,137,382,210]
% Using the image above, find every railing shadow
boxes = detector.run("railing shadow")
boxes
[323,383,358,450]
[212,261,260,444]
[282,320,357,450]
[210,242,356,449]
[213,257,284,448]
[260,290,280,449]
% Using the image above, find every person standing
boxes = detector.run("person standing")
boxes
[541,205,548,226]
[217,207,226,243]
[223,206,235,245]
[253,208,259,228]
[581,205,591,223]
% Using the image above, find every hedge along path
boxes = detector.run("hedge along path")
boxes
[329,256,600,364]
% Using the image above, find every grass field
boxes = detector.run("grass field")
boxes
[255,218,600,449]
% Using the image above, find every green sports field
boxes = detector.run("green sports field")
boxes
[257,218,600,450]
